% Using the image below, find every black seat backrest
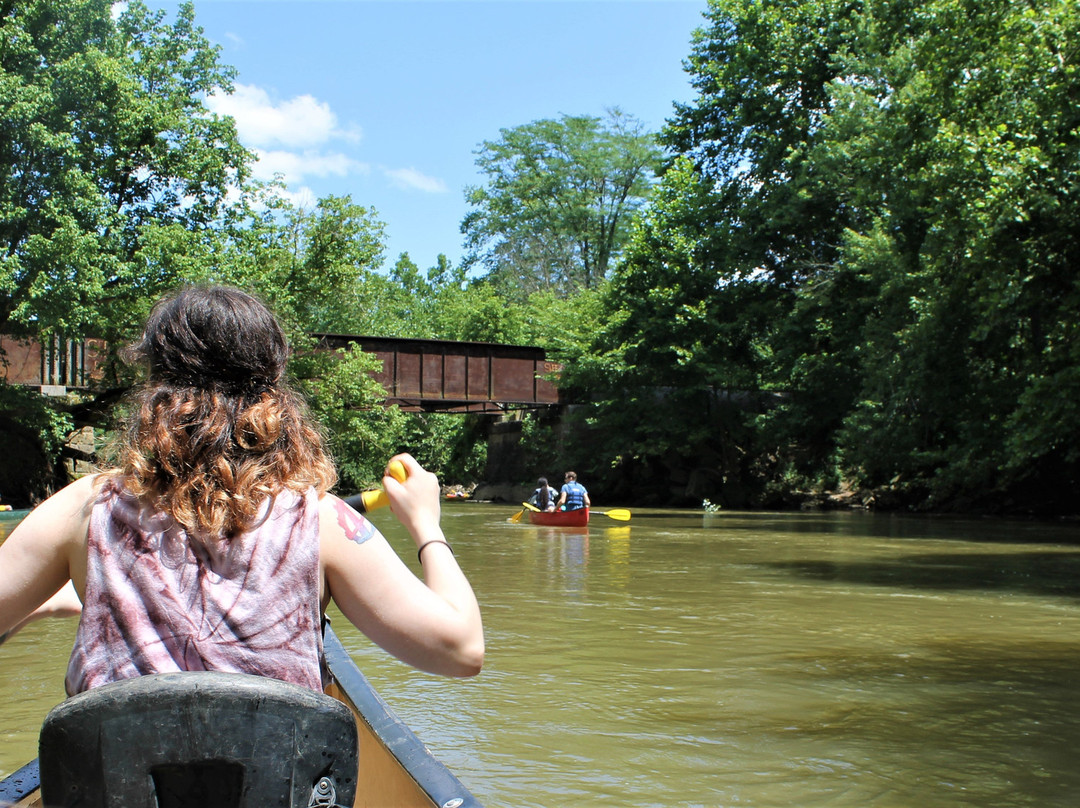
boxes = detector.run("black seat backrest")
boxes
[39,672,358,808]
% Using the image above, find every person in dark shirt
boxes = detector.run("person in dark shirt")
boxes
[529,477,557,512]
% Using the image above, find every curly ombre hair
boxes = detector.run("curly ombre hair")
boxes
[114,285,337,537]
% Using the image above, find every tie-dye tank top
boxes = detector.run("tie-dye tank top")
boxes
[66,480,327,695]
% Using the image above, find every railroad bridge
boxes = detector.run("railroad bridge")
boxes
[2,333,563,493]
[315,334,563,413]
[2,333,564,413]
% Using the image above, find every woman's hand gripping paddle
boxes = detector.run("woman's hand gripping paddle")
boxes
[342,459,408,513]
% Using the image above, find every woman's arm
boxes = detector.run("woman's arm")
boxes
[0,581,82,645]
[319,455,483,677]
[0,475,97,638]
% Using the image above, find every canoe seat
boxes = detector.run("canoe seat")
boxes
[39,672,358,808]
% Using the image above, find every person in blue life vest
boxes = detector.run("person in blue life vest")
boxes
[557,471,590,511]
[529,477,558,512]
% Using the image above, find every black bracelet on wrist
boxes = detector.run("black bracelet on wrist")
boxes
[417,539,453,562]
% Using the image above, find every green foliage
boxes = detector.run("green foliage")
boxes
[218,189,387,335]
[590,0,1080,513]
[399,413,488,483]
[291,345,406,494]
[1,0,402,491]
[0,0,252,495]
[811,0,1080,507]
[274,196,386,333]
[0,383,73,459]
[463,109,663,298]
[518,285,607,363]
[0,382,75,504]
[604,157,787,393]
[0,0,248,344]
[517,412,564,482]
[382,253,534,344]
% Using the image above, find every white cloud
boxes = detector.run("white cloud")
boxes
[252,148,369,184]
[207,84,362,149]
[383,167,449,194]
[204,83,443,204]
[270,185,319,212]
[206,84,369,193]
[238,183,318,214]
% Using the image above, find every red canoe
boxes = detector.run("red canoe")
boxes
[528,508,589,527]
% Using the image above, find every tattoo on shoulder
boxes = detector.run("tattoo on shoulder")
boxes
[334,499,378,545]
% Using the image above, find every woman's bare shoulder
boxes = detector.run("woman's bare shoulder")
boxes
[25,473,114,525]
[63,472,112,501]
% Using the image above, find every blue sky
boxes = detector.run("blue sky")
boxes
[151,1,710,272]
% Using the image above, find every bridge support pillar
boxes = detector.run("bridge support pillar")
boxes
[485,419,524,483]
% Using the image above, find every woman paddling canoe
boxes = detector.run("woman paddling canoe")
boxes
[0,285,484,692]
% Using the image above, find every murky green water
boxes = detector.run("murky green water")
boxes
[3,505,1080,806]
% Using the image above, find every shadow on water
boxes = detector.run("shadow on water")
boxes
[655,507,1080,598]
[692,509,1080,543]
[762,550,1080,599]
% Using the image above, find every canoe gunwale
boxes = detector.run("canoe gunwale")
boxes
[0,760,38,806]
[323,624,482,807]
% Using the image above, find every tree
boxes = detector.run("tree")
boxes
[813,0,1080,508]
[590,0,1080,513]
[374,251,533,344]
[0,0,249,350]
[0,0,253,501]
[0,0,405,497]
[221,191,386,335]
[462,109,662,298]
[585,0,857,503]
[663,0,858,289]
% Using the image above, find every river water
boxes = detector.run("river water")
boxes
[3,504,1079,806]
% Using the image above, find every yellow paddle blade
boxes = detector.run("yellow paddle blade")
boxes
[509,508,526,523]
[521,501,541,512]
[596,509,632,521]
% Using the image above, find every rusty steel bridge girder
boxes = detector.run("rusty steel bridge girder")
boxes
[314,334,563,413]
